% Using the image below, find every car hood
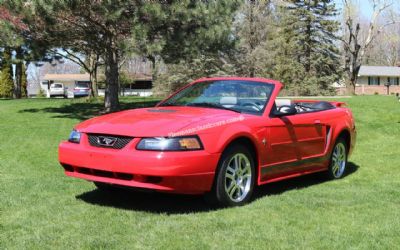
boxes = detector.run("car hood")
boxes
[75,107,244,137]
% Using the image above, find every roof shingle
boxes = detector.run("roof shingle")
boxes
[358,66,400,77]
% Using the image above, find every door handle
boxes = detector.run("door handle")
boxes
[314,120,321,125]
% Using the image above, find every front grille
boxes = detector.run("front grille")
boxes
[75,167,134,180]
[87,134,133,149]
[61,164,163,183]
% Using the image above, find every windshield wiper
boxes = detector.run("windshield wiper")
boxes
[187,102,241,113]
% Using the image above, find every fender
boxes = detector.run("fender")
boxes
[327,110,355,158]
[200,124,264,154]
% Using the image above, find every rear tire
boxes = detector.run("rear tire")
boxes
[205,144,255,207]
[327,138,348,179]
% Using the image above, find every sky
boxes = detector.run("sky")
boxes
[334,0,400,19]
[334,0,373,17]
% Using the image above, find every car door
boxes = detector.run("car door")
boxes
[261,111,327,180]
[284,112,327,159]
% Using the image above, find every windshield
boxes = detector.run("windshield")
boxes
[159,80,274,115]
[51,84,63,88]
[75,82,89,88]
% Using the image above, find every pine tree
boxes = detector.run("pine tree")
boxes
[0,48,14,98]
[274,0,341,95]
[145,0,241,95]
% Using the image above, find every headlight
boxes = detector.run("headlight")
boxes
[68,130,81,143]
[136,136,203,151]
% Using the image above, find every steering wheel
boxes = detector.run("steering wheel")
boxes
[241,102,262,111]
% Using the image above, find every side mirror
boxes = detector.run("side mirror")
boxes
[273,105,297,117]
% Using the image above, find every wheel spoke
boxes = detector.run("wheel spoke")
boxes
[229,184,237,198]
[332,163,339,174]
[226,181,235,193]
[226,172,235,181]
[227,166,235,174]
[242,174,251,181]
[234,155,239,170]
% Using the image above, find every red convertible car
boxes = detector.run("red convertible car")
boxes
[59,77,356,206]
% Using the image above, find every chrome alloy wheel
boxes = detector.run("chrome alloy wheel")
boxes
[331,142,347,178]
[224,153,252,202]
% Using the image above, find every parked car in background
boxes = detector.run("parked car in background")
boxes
[59,77,356,206]
[49,83,67,98]
[73,82,91,98]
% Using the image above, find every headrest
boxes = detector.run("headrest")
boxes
[275,99,292,107]
[220,96,238,106]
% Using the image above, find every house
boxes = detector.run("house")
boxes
[97,72,153,97]
[355,66,400,95]
[41,73,153,98]
[41,74,91,98]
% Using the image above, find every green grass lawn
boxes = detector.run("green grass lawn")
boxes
[1,96,400,249]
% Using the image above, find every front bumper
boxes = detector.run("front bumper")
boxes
[50,90,65,96]
[58,134,220,194]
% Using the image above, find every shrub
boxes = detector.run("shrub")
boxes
[0,69,14,98]
[37,88,46,98]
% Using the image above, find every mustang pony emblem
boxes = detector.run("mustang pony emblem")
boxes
[97,136,117,147]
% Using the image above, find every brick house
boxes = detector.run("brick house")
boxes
[337,66,400,95]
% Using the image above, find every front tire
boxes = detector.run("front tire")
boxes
[206,144,255,207]
[327,138,348,179]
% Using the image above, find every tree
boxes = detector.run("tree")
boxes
[0,48,13,98]
[19,0,138,111]
[10,0,240,112]
[233,0,274,77]
[20,62,27,97]
[1,4,45,99]
[273,0,341,95]
[341,0,397,94]
[154,54,235,96]
[360,14,400,66]
[137,0,240,93]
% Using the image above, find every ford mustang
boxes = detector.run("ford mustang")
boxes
[59,77,356,206]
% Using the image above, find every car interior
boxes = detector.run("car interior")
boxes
[219,97,266,112]
[217,97,336,115]
[274,99,336,115]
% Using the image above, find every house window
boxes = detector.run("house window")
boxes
[387,77,400,85]
[368,77,380,85]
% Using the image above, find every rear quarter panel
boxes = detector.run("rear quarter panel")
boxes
[314,107,356,156]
